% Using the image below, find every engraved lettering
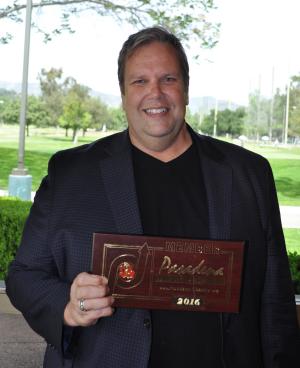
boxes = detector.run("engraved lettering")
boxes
[175,297,202,306]
[165,241,221,254]
[159,256,224,276]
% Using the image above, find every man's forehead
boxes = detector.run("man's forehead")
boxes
[124,42,180,71]
[126,41,177,61]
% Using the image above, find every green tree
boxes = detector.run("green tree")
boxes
[0,97,19,126]
[85,97,110,133]
[201,108,245,137]
[38,68,68,127]
[59,81,91,143]
[1,1,219,53]
[272,88,286,140]
[107,106,127,131]
[0,95,50,135]
[185,107,201,132]
[244,91,270,140]
[289,75,300,138]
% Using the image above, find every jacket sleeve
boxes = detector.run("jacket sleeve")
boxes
[5,155,71,358]
[260,161,300,367]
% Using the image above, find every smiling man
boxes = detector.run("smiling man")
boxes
[6,27,300,368]
[120,40,191,160]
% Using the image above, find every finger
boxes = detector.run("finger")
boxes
[75,284,110,301]
[75,273,108,287]
[81,306,115,325]
[78,296,114,312]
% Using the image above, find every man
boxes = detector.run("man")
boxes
[6,27,300,367]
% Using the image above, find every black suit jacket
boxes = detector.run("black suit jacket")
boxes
[6,127,300,367]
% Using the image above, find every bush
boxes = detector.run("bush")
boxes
[288,251,300,295]
[0,197,32,279]
[0,197,300,296]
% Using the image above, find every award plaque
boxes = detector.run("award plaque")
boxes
[92,233,245,313]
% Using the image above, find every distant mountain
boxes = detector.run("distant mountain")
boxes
[0,81,40,96]
[0,81,241,113]
[189,96,241,114]
[90,90,121,108]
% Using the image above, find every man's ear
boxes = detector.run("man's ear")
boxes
[185,93,189,106]
[121,94,125,110]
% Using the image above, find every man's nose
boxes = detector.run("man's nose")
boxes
[148,80,163,97]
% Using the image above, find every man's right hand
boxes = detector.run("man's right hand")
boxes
[63,272,114,327]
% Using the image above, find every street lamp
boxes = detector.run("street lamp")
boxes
[213,97,218,137]
[8,0,32,201]
[284,80,290,146]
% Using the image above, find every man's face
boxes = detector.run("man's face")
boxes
[122,41,188,153]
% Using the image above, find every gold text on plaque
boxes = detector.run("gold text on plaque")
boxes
[159,256,224,276]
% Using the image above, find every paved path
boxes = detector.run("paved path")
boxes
[0,313,45,368]
[1,191,300,228]
[0,195,299,366]
[280,206,300,228]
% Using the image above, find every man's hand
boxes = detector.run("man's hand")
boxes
[64,272,114,327]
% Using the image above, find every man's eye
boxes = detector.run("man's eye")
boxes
[164,76,176,83]
[133,79,145,85]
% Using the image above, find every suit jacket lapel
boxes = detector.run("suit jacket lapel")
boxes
[193,132,233,328]
[192,132,233,240]
[99,129,233,240]
[99,131,143,235]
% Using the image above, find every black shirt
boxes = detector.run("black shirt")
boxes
[132,143,223,367]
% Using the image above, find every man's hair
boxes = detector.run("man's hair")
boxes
[118,26,189,95]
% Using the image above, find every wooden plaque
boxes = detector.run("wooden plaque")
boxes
[92,233,245,313]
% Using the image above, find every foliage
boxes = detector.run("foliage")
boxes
[245,90,285,141]
[58,79,92,142]
[86,96,111,132]
[201,107,245,137]
[0,197,32,279]
[107,106,127,131]
[185,107,201,132]
[272,88,286,139]
[289,75,300,137]
[0,195,299,293]
[38,68,67,127]
[244,91,271,139]
[0,95,50,135]
[0,88,17,99]
[288,251,300,294]
[244,73,300,141]
[0,0,220,56]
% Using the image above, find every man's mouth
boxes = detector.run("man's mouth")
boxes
[143,107,169,115]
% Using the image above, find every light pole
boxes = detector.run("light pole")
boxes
[213,97,218,137]
[8,0,32,201]
[284,79,290,146]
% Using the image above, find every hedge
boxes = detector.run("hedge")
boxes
[288,252,300,294]
[0,197,32,279]
[0,197,300,294]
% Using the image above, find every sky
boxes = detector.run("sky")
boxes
[0,0,300,106]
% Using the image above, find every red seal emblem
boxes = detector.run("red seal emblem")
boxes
[118,262,136,282]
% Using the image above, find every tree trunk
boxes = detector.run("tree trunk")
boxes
[72,128,78,144]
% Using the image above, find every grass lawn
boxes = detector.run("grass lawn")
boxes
[0,125,299,254]
[0,126,112,190]
[0,126,300,205]
[284,229,300,254]
[269,159,300,206]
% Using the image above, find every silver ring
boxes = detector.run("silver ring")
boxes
[79,298,87,312]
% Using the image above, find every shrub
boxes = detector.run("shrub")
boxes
[288,251,300,295]
[0,197,32,279]
[0,197,300,296]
